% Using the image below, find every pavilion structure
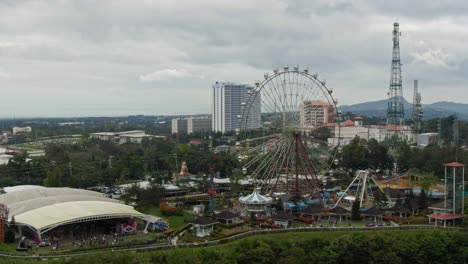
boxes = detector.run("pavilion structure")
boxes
[327,206,350,222]
[428,162,465,227]
[191,217,218,237]
[216,210,242,225]
[238,191,272,217]
[361,206,383,222]
[385,204,410,218]
[298,206,323,223]
[273,211,295,228]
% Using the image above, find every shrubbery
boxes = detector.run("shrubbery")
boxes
[159,202,183,216]
[5,230,468,264]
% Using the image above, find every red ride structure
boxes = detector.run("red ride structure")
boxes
[208,166,216,213]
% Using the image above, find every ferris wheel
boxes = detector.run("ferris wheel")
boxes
[239,65,341,195]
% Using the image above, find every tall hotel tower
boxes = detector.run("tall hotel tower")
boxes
[212,82,261,133]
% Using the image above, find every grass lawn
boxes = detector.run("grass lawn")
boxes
[220,225,250,236]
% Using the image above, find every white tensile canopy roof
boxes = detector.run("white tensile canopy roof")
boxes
[14,201,144,232]
[0,187,103,206]
[2,185,46,193]
[7,195,121,218]
[239,191,273,205]
[0,186,146,234]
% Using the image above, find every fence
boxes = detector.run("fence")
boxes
[1,225,465,259]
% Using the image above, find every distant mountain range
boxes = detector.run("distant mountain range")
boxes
[339,97,468,120]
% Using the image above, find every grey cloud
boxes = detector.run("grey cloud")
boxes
[0,0,467,117]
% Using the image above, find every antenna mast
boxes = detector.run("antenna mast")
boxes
[386,22,405,145]
[412,80,423,133]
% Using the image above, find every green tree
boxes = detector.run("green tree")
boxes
[340,137,368,170]
[311,126,331,141]
[43,168,62,187]
[351,199,361,220]
[419,189,427,210]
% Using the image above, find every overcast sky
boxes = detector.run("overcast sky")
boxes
[1,0,467,117]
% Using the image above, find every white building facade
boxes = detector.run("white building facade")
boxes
[300,101,335,130]
[187,117,211,134]
[90,131,150,144]
[13,126,32,135]
[172,117,212,134]
[171,118,188,134]
[212,82,261,133]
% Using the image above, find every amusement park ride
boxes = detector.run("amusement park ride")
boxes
[236,66,398,211]
[333,170,393,209]
[238,65,341,198]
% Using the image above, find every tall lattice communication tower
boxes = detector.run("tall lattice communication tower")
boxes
[386,22,405,143]
[412,80,423,133]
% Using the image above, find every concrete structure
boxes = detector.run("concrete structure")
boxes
[12,126,32,135]
[171,118,188,134]
[89,130,151,144]
[416,133,438,148]
[428,162,465,227]
[300,101,335,130]
[172,117,211,134]
[58,122,84,126]
[444,162,464,215]
[212,82,261,133]
[188,117,211,134]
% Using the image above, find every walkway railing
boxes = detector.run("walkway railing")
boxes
[0,225,465,259]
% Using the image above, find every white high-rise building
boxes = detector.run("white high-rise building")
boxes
[212,82,261,133]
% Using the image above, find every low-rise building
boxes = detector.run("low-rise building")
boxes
[13,126,32,135]
[89,130,152,144]
[172,117,212,134]
[416,133,438,148]
[327,117,415,146]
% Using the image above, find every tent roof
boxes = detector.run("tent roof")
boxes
[0,187,104,206]
[428,213,464,220]
[7,195,121,219]
[444,162,464,167]
[239,191,272,205]
[14,201,144,232]
[3,185,45,193]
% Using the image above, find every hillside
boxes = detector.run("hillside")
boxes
[339,97,468,120]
